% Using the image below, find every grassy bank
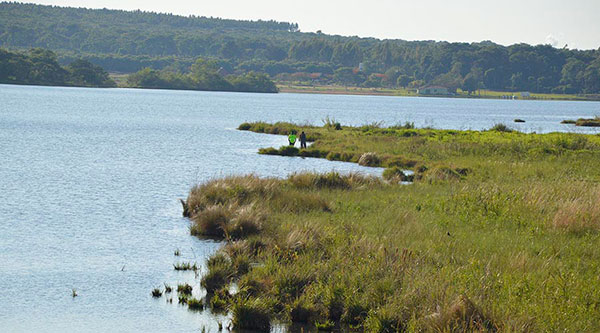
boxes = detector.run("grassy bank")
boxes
[182,122,600,331]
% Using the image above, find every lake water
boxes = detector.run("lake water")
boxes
[1,84,599,332]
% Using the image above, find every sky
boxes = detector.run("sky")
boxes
[24,0,600,50]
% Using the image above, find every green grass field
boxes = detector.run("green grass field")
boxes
[182,122,600,331]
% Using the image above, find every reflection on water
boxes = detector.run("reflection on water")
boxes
[1,84,599,332]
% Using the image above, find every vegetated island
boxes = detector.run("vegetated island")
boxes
[177,121,600,331]
[561,117,600,127]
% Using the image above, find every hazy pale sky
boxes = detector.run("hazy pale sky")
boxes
[25,0,600,50]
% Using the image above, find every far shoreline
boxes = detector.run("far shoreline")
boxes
[277,84,600,101]
[4,81,600,102]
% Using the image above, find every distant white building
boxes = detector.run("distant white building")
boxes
[358,63,365,72]
[417,85,450,95]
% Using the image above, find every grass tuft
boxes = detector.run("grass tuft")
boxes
[177,283,192,296]
[231,297,272,331]
[151,288,162,298]
[358,152,382,166]
[187,297,204,311]
[201,253,234,293]
[173,262,198,271]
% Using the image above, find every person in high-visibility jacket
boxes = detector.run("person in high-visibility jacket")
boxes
[288,131,297,146]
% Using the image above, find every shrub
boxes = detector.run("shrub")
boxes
[358,152,382,167]
[489,123,513,132]
[231,297,272,331]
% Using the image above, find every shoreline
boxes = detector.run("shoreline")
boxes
[3,81,599,101]
[277,84,600,101]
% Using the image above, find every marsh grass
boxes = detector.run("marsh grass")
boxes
[575,116,600,127]
[173,262,198,271]
[187,298,204,311]
[202,253,235,293]
[177,283,192,296]
[151,288,162,298]
[180,122,600,330]
[358,152,382,167]
[231,297,272,330]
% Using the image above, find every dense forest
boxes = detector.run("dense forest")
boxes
[1,2,600,94]
[0,47,115,87]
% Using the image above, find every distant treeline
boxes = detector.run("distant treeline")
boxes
[127,58,278,93]
[1,2,600,93]
[0,48,115,87]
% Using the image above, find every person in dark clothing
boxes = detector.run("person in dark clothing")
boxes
[299,131,307,149]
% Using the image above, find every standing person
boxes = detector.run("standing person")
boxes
[299,131,307,149]
[288,131,297,146]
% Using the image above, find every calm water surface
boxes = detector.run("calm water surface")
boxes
[1,84,599,332]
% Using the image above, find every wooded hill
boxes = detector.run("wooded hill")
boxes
[1,2,599,94]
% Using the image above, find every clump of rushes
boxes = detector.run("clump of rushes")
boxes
[428,295,496,332]
[177,283,193,296]
[191,204,264,240]
[164,283,172,293]
[187,298,204,311]
[201,253,234,293]
[382,166,408,182]
[561,119,576,124]
[173,262,198,271]
[209,288,231,312]
[231,297,272,331]
[358,152,382,166]
[151,288,162,298]
[174,248,181,256]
